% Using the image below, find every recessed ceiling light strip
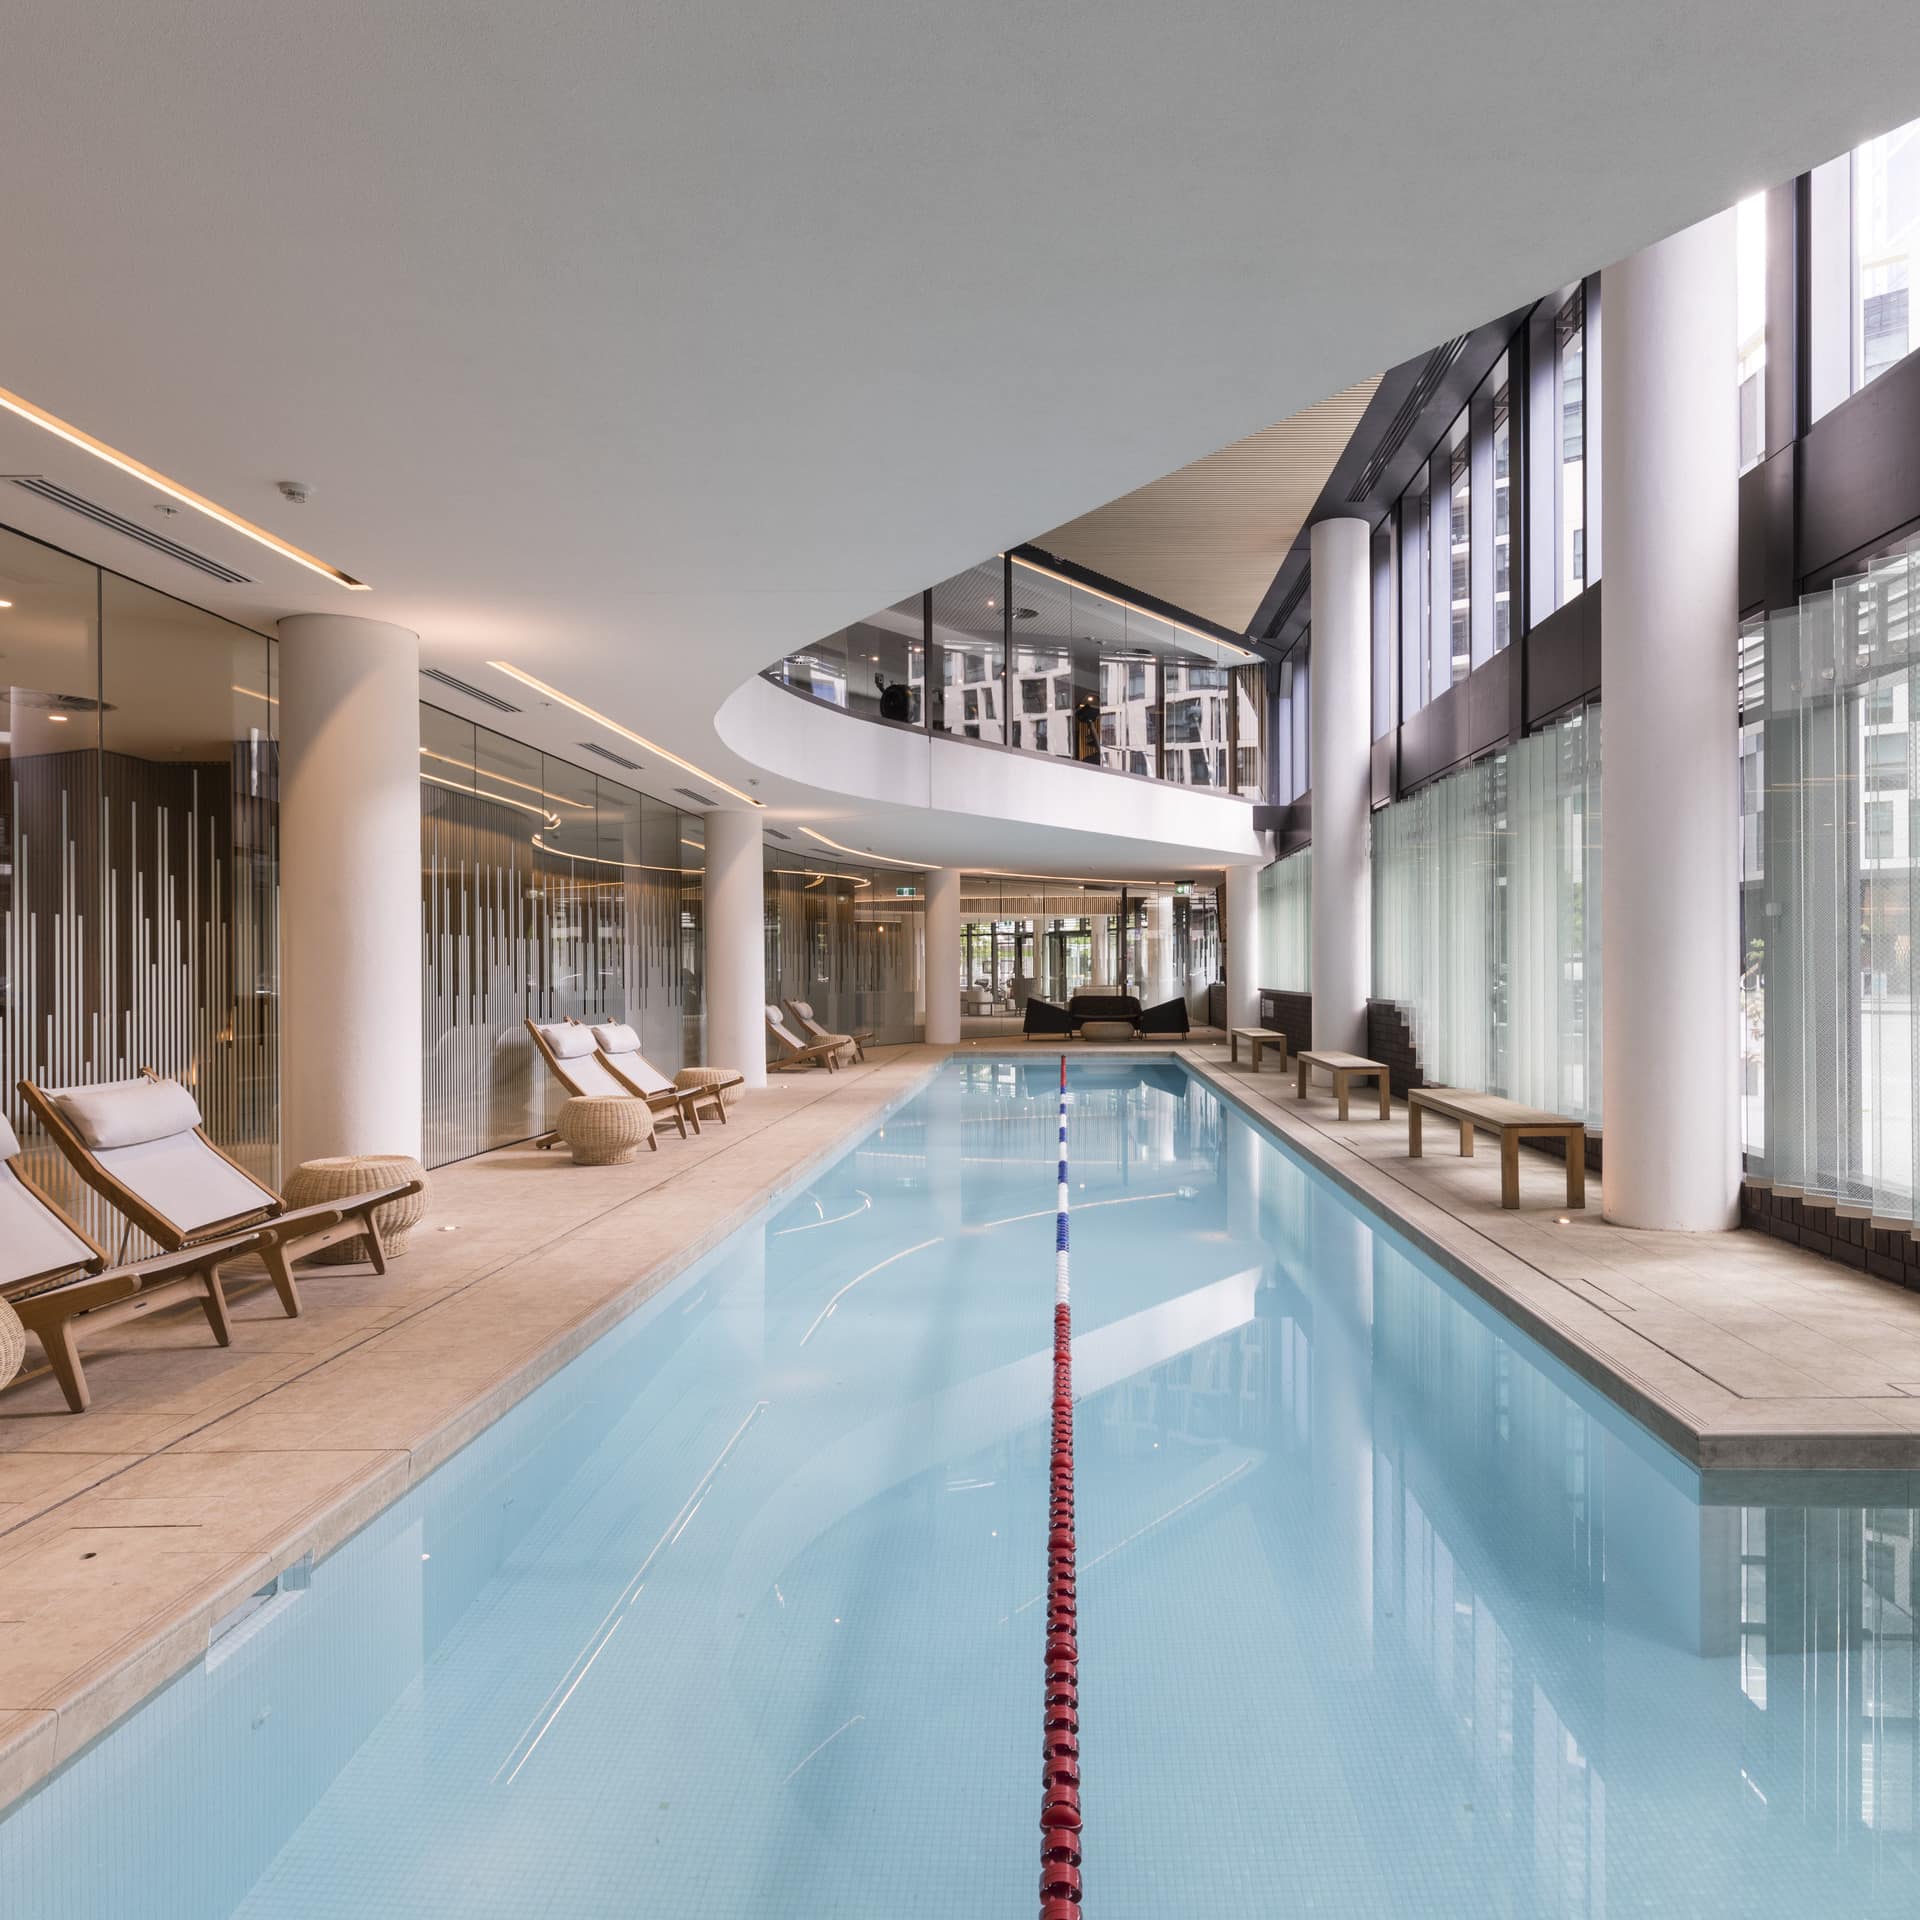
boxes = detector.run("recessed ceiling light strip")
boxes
[797,825,934,871]
[0,384,368,590]
[487,661,764,808]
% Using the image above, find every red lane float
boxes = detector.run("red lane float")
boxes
[1041,1055,1082,1916]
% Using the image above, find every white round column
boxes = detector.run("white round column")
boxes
[705,809,768,1088]
[1147,892,1175,1004]
[1600,211,1740,1230]
[1309,516,1373,1054]
[277,614,422,1170]
[1223,865,1260,1033]
[924,867,961,1045]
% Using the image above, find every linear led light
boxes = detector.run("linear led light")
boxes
[419,747,588,812]
[797,825,934,871]
[529,832,695,875]
[1006,555,1258,661]
[231,684,277,705]
[487,661,763,808]
[0,384,369,590]
[422,771,560,827]
[969,866,1191,888]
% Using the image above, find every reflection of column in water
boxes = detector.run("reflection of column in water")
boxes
[1305,1185,1373,1662]
[922,1067,967,1241]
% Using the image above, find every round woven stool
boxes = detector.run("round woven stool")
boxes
[674,1065,742,1110]
[283,1153,431,1266]
[0,1298,24,1391]
[558,1096,655,1166]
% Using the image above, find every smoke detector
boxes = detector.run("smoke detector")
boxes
[276,480,311,505]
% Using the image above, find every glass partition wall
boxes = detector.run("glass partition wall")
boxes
[0,523,280,1251]
[421,707,705,1167]
[764,846,925,1046]
[770,556,1265,796]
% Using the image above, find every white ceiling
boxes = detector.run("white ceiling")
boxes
[0,1,1914,876]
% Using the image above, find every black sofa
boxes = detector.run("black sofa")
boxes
[1021,993,1190,1040]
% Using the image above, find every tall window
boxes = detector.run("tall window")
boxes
[1447,410,1471,683]
[1399,469,1430,715]
[1557,291,1587,602]
[1491,359,1513,652]
[1856,121,1920,389]
[1737,193,1768,472]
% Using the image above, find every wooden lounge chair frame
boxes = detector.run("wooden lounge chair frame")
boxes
[766,1007,848,1072]
[19,1072,415,1320]
[787,999,872,1063]
[525,1020,664,1146]
[568,1018,743,1135]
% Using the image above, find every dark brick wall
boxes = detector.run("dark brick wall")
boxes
[1741,1184,1920,1291]
[1258,989,1311,1048]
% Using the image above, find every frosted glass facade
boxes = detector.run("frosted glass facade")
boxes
[1372,707,1601,1124]
[1256,850,1311,992]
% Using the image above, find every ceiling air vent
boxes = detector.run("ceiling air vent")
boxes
[420,668,521,714]
[673,785,718,807]
[11,477,252,584]
[1271,570,1310,635]
[577,741,642,771]
[1346,335,1469,503]
[764,826,791,841]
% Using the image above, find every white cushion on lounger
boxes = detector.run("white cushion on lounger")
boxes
[536,1022,597,1060]
[591,1022,641,1054]
[53,1077,203,1150]
[90,1131,273,1235]
[0,1159,98,1287]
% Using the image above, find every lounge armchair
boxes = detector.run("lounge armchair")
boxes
[1022,998,1076,1040]
[526,1021,662,1146]
[586,1021,744,1133]
[1137,996,1191,1037]
[787,999,872,1062]
[0,1110,270,1412]
[766,1005,853,1071]
[17,1073,406,1324]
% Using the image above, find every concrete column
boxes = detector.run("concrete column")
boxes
[1600,212,1740,1230]
[705,809,767,1089]
[277,614,422,1169]
[1223,865,1259,1032]
[924,867,960,1045]
[1309,516,1372,1053]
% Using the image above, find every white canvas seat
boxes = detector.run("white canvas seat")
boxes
[765,1006,853,1072]
[526,1021,660,1149]
[21,1074,422,1322]
[0,1109,267,1412]
[589,1022,743,1135]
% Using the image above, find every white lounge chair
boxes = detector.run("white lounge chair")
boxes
[787,999,871,1063]
[766,1005,854,1071]
[586,1022,744,1133]
[20,1073,417,1321]
[0,1108,273,1412]
[526,1021,662,1146]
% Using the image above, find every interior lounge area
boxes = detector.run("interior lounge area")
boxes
[8,10,1920,1915]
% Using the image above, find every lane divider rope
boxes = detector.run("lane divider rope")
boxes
[1040,1053,1083,1917]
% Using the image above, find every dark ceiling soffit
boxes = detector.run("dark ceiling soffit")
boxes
[1249,303,1533,660]
[1009,543,1252,647]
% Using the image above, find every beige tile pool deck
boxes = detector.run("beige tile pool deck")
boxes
[5,1032,1920,1814]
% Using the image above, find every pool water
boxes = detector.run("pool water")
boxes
[3,1057,1917,1916]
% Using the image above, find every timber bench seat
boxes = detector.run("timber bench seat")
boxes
[1228,1027,1288,1072]
[1407,1087,1586,1211]
[1293,1050,1391,1122]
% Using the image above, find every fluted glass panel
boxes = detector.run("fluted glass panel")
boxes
[1256,849,1311,992]
[765,848,924,1044]
[1372,706,1600,1125]
[1755,551,1920,1218]
[420,709,704,1168]
[1,526,279,1255]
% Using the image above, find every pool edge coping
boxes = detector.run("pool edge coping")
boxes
[0,1048,952,1820]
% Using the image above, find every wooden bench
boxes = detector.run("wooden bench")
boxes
[1407,1087,1586,1211]
[1228,1027,1288,1072]
[1293,1049,1390,1121]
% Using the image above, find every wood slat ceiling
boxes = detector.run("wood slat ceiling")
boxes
[1033,377,1381,632]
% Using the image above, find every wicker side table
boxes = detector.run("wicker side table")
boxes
[283,1153,431,1266]
[558,1096,655,1165]
[0,1298,23,1391]
[674,1066,742,1110]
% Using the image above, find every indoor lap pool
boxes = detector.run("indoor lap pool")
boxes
[2,1055,1915,1917]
